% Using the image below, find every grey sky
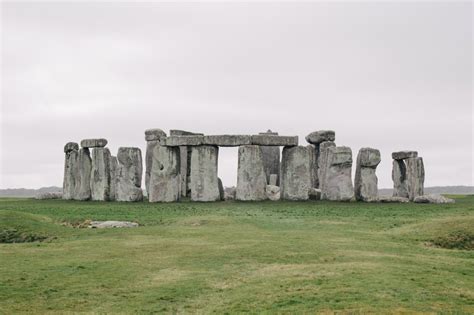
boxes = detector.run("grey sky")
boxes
[1,1,472,189]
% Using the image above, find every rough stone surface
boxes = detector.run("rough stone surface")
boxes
[266,185,280,201]
[80,138,108,148]
[307,144,318,188]
[64,142,79,153]
[145,140,160,197]
[317,141,336,195]
[323,146,353,201]
[170,130,204,136]
[354,148,381,202]
[218,178,225,201]
[258,130,281,185]
[224,187,236,200]
[36,192,62,200]
[63,147,78,200]
[74,148,92,200]
[203,135,251,147]
[89,221,139,228]
[414,194,454,204]
[392,159,408,198]
[305,130,335,144]
[149,146,180,202]
[116,147,143,202]
[109,156,118,201]
[392,151,418,160]
[90,148,112,201]
[250,135,298,146]
[406,157,424,201]
[189,146,220,202]
[378,196,410,203]
[236,145,268,201]
[269,174,278,186]
[162,135,204,146]
[308,188,321,200]
[280,146,312,200]
[145,128,167,141]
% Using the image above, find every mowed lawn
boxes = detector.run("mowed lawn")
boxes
[0,196,473,314]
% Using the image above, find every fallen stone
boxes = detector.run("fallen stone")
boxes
[162,135,204,146]
[392,151,418,160]
[236,145,268,201]
[308,188,321,200]
[116,147,143,202]
[149,146,181,202]
[189,146,220,202]
[203,135,251,147]
[269,174,278,186]
[91,148,112,201]
[323,146,354,201]
[414,194,455,204]
[266,185,280,201]
[378,196,410,203]
[406,157,425,201]
[74,148,92,200]
[354,148,381,202]
[35,192,62,200]
[280,146,311,200]
[80,138,108,148]
[250,135,298,146]
[64,142,79,153]
[305,130,335,144]
[145,128,167,141]
[89,221,139,228]
[218,178,225,201]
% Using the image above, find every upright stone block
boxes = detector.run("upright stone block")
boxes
[307,144,318,188]
[323,146,353,201]
[392,160,408,198]
[91,148,112,201]
[144,129,167,197]
[63,142,79,200]
[109,156,118,201]
[318,141,336,195]
[189,146,220,202]
[74,148,92,200]
[236,145,268,201]
[354,148,381,202]
[406,157,424,201]
[149,146,181,202]
[280,146,312,200]
[116,147,143,202]
[258,130,281,186]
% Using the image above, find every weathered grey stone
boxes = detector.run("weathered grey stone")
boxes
[258,130,281,185]
[89,221,139,228]
[218,178,225,201]
[236,145,268,201]
[145,128,167,141]
[91,148,112,201]
[203,135,251,147]
[318,141,336,195]
[162,135,204,146]
[280,146,312,200]
[269,174,278,186]
[63,146,78,200]
[323,146,353,201]
[406,157,424,201]
[378,196,409,203]
[414,194,454,204]
[74,148,92,200]
[36,192,62,200]
[392,151,418,160]
[392,159,408,198]
[308,188,321,200]
[250,135,298,146]
[307,144,318,188]
[189,146,220,201]
[224,187,236,200]
[170,130,204,136]
[266,185,280,201]
[116,147,143,202]
[64,142,79,153]
[149,146,181,202]
[305,130,335,144]
[145,140,161,197]
[109,156,118,201]
[80,138,108,148]
[355,148,381,202]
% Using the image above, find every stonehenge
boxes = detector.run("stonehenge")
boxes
[62,129,428,204]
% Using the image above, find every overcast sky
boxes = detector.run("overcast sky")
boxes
[1,1,472,189]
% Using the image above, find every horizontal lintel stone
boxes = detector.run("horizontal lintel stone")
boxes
[80,138,108,148]
[251,135,298,146]
[161,135,204,146]
[203,135,251,146]
[392,151,418,160]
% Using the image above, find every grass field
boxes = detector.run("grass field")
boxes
[0,196,473,314]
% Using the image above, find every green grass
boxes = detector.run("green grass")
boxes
[0,196,473,314]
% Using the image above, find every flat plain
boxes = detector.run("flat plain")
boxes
[1,196,473,313]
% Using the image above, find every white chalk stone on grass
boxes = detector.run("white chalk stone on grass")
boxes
[414,194,454,204]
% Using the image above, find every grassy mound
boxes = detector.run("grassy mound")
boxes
[0,210,59,243]
[430,231,474,250]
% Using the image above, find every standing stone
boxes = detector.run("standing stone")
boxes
[305,130,336,189]
[406,157,424,201]
[90,148,112,201]
[307,144,318,188]
[74,148,92,200]
[149,146,181,202]
[63,142,79,200]
[318,141,336,195]
[354,148,381,202]
[218,178,225,201]
[323,146,353,201]
[258,130,281,186]
[189,146,220,202]
[109,156,118,201]
[236,145,268,201]
[116,147,143,202]
[280,146,312,200]
[392,159,408,198]
[144,129,167,197]
[269,174,278,186]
